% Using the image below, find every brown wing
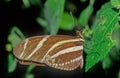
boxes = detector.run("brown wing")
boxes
[13,35,84,70]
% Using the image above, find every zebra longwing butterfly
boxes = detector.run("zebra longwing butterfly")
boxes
[13,33,84,71]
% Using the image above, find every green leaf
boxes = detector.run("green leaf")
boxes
[110,0,120,9]
[8,26,25,47]
[91,2,113,30]
[78,0,94,26]
[8,54,17,73]
[60,12,75,30]
[85,8,119,72]
[44,0,65,34]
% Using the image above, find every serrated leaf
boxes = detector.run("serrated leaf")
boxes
[44,0,65,34]
[85,8,119,72]
[91,2,113,30]
[8,54,17,73]
[60,12,75,30]
[78,2,94,26]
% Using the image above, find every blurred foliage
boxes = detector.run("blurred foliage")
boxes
[37,0,65,34]
[7,27,25,47]
[118,69,120,78]
[22,0,42,8]
[3,0,11,3]
[80,0,87,2]
[102,54,113,72]
[5,0,120,78]
[6,44,12,52]
[78,0,94,26]
[6,27,35,78]
[110,0,120,9]
[8,54,17,73]
[60,12,75,30]
[6,26,25,73]
[43,0,65,34]
[24,65,35,78]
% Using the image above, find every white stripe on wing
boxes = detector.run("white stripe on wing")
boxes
[25,35,50,60]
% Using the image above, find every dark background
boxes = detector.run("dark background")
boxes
[1,0,116,78]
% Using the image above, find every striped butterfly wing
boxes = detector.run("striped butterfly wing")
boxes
[13,35,84,71]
